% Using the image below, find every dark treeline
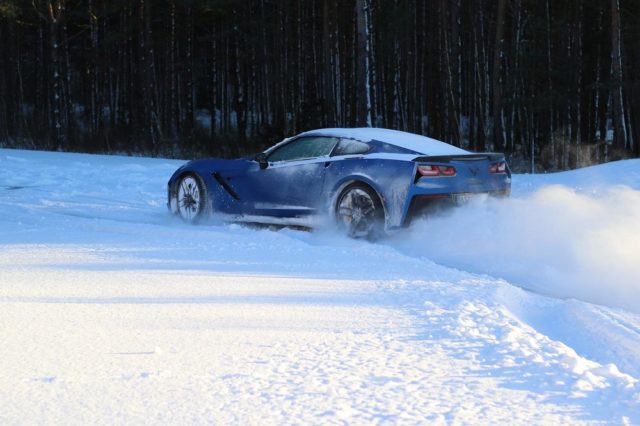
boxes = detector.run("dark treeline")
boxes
[0,0,638,170]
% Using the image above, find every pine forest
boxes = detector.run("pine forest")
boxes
[0,0,639,171]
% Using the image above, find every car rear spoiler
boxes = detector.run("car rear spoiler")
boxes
[412,153,505,163]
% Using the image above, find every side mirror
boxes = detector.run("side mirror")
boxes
[255,153,268,170]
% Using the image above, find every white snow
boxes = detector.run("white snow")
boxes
[1,148,639,424]
[300,127,471,156]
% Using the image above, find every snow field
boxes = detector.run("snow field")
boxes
[1,149,639,424]
[0,253,617,424]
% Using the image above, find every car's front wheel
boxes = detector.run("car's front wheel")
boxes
[336,183,384,239]
[176,174,206,223]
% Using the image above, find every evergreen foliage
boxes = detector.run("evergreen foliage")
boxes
[0,0,638,170]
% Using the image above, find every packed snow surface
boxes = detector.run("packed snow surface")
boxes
[1,148,639,424]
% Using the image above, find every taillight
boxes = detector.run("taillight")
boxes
[440,166,456,176]
[417,165,457,177]
[489,161,507,174]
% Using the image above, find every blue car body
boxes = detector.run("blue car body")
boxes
[167,128,511,231]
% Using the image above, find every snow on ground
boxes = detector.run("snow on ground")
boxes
[0,148,639,424]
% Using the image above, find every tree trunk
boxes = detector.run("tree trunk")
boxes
[355,0,372,127]
[48,1,65,149]
[492,0,507,152]
[610,0,627,151]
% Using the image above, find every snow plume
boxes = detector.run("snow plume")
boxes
[396,185,640,313]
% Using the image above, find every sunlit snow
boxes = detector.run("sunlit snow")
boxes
[1,149,639,424]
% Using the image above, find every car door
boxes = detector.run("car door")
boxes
[239,136,339,217]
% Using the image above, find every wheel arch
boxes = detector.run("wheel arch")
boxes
[329,177,388,226]
[169,170,211,217]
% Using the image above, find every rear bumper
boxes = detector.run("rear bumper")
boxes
[404,187,510,225]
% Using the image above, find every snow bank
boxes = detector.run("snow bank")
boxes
[395,182,640,314]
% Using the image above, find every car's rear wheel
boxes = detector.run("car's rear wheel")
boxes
[336,183,384,239]
[176,174,206,223]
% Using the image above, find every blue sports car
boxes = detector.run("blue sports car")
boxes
[167,128,511,238]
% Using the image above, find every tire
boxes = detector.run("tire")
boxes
[335,183,385,239]
[176,173,207,223]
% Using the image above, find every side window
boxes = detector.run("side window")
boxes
[268,137,339,162]
[332,139,371,156]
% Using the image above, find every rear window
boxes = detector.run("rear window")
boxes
[367,140,421,155]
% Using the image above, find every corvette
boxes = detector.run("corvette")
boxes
[167,128,511,238]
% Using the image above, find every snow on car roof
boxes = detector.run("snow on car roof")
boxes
[300,127,470,156]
